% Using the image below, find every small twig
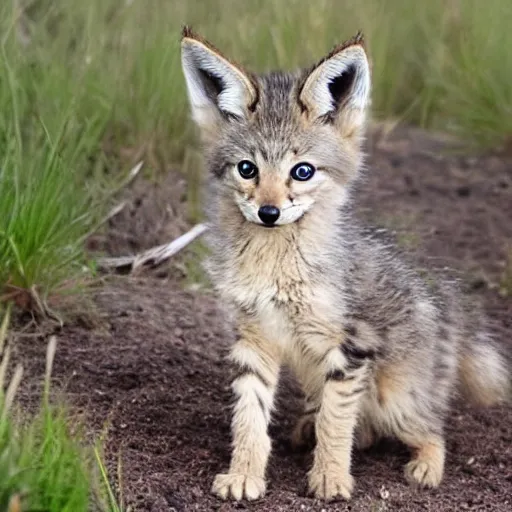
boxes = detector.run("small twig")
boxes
[95,255,134,270]
[96,223,208,272]
[85,161,143,239]
[131,223,207,271]
[104,201,127,222]
[110,160,144,196]
[44,336,57,401]
[0,304,11,355]
[2,364,23,419]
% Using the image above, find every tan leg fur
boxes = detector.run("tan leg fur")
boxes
[306,347,368,501]
[212,322,280,501]
[404,437,445,488]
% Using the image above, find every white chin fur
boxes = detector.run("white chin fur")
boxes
[235,195,311,226]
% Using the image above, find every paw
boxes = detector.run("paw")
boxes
[212,473,266,501]
[291,414,316,450]
[404,459,443,488]
[307,468,354,501]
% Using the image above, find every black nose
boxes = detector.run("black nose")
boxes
[258,205,280,225]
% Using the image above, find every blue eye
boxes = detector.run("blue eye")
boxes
[237,160,258,179]
[290,162,315,181]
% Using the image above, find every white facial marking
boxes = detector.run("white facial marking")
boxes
[233,165,328,226]
[235,192,261,224]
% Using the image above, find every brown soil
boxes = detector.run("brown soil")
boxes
[13,125,512,511]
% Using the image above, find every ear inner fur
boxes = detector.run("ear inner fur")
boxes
[181,26,259,112]
[297,33,370,122]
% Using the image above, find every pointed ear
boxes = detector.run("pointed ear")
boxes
[181,27,258,133]
[299,33,371,136]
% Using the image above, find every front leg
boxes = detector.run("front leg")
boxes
[212,322,280,501]
[307,342,370,501]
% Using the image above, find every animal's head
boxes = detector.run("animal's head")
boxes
[181,27,371,228]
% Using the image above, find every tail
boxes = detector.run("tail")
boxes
[459,331,511,407]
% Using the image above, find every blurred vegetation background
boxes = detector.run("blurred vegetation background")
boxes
[1,0,511,315]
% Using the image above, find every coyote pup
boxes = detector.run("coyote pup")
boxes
[180,27,510,501]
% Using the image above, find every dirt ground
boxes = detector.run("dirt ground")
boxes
[14,125,512,511]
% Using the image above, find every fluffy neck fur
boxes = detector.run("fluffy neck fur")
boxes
[198,67,368,305]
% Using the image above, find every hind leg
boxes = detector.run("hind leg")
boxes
[402,434,445,488]
[389,402,446,487]
[291,400,318,450]
[354,412,380,451]
[289,356,323,450]
[375,370,447,488]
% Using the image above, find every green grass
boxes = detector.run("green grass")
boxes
[0,106,103,313]
[0,307,123,511]
[0,2,112,313]
[1,0,511,309]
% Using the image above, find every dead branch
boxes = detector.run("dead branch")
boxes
[96,223,208,272]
